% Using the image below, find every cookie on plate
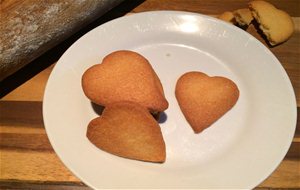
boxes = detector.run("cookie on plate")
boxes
[86,101,166,163]
[82,50,168,113]
[175,71,239,133]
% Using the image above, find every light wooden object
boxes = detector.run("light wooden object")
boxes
[0,0,124,81]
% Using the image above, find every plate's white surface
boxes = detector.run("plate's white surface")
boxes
[43,11,297,189]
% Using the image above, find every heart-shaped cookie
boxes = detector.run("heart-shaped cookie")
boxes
[249,0,294,45]
[86,101,166,162]
[175,72,239,133]
[82,50,168,112]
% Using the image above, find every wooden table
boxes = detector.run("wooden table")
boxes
[1,0,299,189]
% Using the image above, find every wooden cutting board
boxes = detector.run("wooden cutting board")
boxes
[0,0,124,81]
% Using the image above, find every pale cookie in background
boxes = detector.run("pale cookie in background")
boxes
[86,101,166,163]
[249,0,294,45]
[233,8,254,26]
[175,72,239,134]
[218,9,253,26]
[218,11,236,24]
[82,50,168,113]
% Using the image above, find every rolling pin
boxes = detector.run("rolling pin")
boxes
[0,0,124,81]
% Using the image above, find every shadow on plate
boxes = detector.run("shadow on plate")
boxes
[91,101,168,124]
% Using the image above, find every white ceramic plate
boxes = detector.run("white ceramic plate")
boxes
[43,11,297,189]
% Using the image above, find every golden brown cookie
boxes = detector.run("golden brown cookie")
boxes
[233,8,254,26]
[86,101,166,163]
[249,0,294,45]
[218,11,236,24]
[175,72,239,133]
[82,50,168,112]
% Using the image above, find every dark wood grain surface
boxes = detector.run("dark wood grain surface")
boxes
[1,0,299,189]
